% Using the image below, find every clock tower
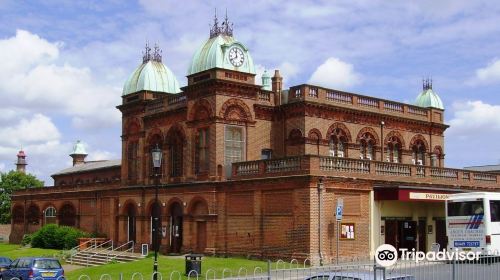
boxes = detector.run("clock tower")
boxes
[187,12,256,86]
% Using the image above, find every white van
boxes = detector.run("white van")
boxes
[446,192,500,254]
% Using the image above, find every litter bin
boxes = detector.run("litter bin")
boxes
[185,254,203,276]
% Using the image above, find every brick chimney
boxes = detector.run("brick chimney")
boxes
[272,69,283,105]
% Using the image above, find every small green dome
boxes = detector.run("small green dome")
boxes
[123,60,181,96]
[261,70,271,90]
[415,88,444,110]
[71,140,87,155]
[188,34,256,75]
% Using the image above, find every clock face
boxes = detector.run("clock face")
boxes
[228,47,245,67]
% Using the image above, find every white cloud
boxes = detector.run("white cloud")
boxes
[0,30,121,129]
[445,100,500,167]
[467,59,500,85]
[0,114,60,147]
[87,150,118,161]
[448,101,500,136]
[0,30,59,73]
[308,57,361,90]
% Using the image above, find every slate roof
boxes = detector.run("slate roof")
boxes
[52,160,121,176]
[464,164,500,173]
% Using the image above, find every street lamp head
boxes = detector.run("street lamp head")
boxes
[152,144,162,168]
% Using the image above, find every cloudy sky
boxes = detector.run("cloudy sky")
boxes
[1,0,500,184]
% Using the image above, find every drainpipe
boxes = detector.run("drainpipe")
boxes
[380,121,385,161]
[317,177,324,265]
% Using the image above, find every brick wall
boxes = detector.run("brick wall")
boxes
[0,224,11,242]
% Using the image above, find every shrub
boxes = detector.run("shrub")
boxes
[21,234,32,246]
[31,224,89,250]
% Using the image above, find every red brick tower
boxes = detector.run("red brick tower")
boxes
[15,150,27,174]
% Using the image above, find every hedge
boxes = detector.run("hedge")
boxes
[31,224,89,250]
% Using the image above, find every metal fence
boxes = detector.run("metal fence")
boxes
[62,256,500,280]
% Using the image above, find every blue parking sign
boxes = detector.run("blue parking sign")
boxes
[336,205,343,221]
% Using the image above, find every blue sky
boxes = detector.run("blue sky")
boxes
[1,0,500,184]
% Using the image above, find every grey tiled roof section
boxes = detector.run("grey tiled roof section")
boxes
[464,165,500,172]
[52,160,121,176]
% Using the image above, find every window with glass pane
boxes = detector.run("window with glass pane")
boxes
[387,136,401,163]
[490,201,500,222]
[196,128,210,174]
[412,140,426,165]
[128,142,138,180]
[360,133,374,160]
[225,126,245,166]
[328,128,347,157]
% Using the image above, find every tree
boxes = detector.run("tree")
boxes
[0,171,44,224]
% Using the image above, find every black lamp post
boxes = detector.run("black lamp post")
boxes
[151,144,162,280]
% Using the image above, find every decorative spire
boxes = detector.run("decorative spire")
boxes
[142,42,152,63]
[209,8,233,38]
[153,43,162,62]
[423,77,433,90]
[142,42,162,63]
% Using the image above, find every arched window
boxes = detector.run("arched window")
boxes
[359,132,375,160]
[288,129,303,145]
[27,205,40,225]
[195,127,210,174]
[412,140,426,165]
[59,204,77,227]
[329,128,348,157]
[167,127,185,177]
[128,141,139,181]
[386,136,402,163]
[225,126,245,177]
[44,206,56,224]
[433,146,443,167]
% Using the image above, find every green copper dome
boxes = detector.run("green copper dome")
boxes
[123,47,181,96]
[188,14,255,76]
[261,70,271,90]
[188,33,255,75]
[71,140,87,155]
[415,86,444,110]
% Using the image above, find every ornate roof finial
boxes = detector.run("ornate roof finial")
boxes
[423,77,433,90]
[210,8,233,38]
[153,43,162,62]
[142,41,152,63]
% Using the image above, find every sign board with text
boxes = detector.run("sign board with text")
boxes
[336,198,344,221]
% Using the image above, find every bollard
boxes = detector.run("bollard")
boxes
[267,260,271,280]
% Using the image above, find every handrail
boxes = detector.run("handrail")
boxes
[93,239,113,251]
[108,241,135,261]
[69,238,97,264]
[86,240,113,266]
[70,238,96,252]
[112,240,134,252]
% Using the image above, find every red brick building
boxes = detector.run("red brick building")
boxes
[10,17,500,263]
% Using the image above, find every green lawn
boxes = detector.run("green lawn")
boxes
[0,243,61,259]
[67,255,271,280]
[0,244,271,280]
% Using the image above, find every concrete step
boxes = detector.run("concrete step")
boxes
[74,253,143,262]
[69,258,108,266]
[69,248,145,267]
